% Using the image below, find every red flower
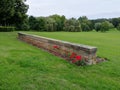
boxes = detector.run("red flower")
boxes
[53,45,59,49]
[70,52,77,59]
[76,55,82,60]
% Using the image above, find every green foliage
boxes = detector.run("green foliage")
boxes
[0,31,120,89]
[28,16,44,31]
[74,26,82,32]
[0,26,15,32]
[78,16,88,23]
[29,16,37,30]
[101,21,109,32]
[28,15,66,32]
[20,23,30,31]
[111,18,120,27]
[81,23,90,31]
[101,21,114,32]
[49,14,66,31]
[117,24,120,31]
[90,17,120,30]
[94,21,114,32]
[0,0,29,29]
[37,17,46,31]
[0,0,15,23]
[17,17,30,30]
[78,16,92,31]
[64,18,82,32]
[94,23,102,32]
[45,17,56,32]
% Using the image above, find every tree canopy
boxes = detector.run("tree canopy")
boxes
[1,0,120,32]
[0,0,29,29]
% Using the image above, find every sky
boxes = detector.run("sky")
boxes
[26,0,120,19]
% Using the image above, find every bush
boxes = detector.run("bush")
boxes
[0,26,15,32]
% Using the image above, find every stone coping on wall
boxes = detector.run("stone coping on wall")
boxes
[18,32,98,65]
[18,32,97,51]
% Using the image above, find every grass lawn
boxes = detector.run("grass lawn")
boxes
[0,31,120,90]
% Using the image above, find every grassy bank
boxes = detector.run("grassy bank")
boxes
[0,31,120,90]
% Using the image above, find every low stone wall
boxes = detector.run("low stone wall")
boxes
[18,32,97,65]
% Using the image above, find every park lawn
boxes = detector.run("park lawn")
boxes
[0,31,120,90]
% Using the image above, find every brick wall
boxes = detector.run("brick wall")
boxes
[18,32,97,65]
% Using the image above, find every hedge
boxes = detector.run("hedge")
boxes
[0,26,15,32]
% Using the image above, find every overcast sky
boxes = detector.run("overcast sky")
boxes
[26,0,120,19]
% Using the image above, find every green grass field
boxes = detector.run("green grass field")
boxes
[0,31,120,90]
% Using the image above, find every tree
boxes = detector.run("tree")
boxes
[0,0,15,25]
[37,17,46,31]
[101,21,114,32]
[78,16,88,23]
[74,20,82,32]
[29,16,38,30]
[94,23,102,32]
[111,18,120,28]
[94,21,114,32]
[29,16,47,31]
[19,17,30,30]
[78,16,92,31]
[49,14,66,31]
[64,18,82,32]
[117,24,120,31]
[81,23,90,31]
[90,18,109,30]
[45,17,56,32]
[0,0,29,29]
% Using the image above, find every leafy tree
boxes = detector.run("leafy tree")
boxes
[78,16,92,31]
[81,23,90,31]
[0,0,29,29]
[64,18,82,32]
[0,0,15,25]
[90,19,109,30]
[101,21,114,32]
[78,16,88,23]
[19,17,30,30]
[37,17,46,31]
[117,24,120,31]
[74,20,82,32]
[61,15,66,30]
[49,14,66,31]
[111,18,120,28]
[94,21,114,32]
[29,16,38,30]
[45,17,56,32]
[94,23,102,32]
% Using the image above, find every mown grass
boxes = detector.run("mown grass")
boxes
[0,31,120,90]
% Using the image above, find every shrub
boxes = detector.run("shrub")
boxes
[0,26,15,32]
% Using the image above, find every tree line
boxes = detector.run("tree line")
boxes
[0,0,120,32]
[26,15,120,32]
